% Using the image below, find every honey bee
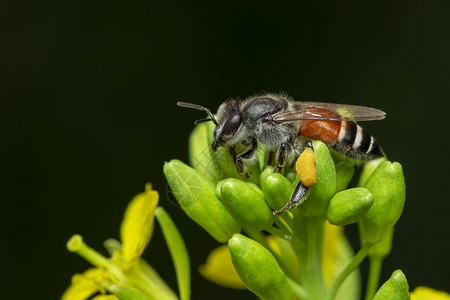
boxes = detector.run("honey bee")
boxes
[178,93,385,214]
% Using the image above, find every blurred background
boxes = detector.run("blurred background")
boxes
[2,1,449,299]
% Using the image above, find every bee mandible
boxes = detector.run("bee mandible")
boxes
[178,93,385,214]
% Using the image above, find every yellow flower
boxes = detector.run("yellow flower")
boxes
[199,221,359,300]
[199,244,246,289]
[411,286,450,300]
[62,184,178,300]
[121,183,158,264]
[322,221,360,300]
[62,268,115,300]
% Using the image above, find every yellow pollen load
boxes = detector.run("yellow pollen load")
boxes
[296,148,317,187]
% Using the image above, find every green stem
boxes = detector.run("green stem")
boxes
[365,256,384,300]
[266,225,290,241]
[326,243,373,300]
[297,217,325,300]
[274,215,293,236]
[286,276,309,300]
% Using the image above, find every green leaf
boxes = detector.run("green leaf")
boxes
[155,207,190,300]
[228,234,293,300]
[164,159,241,242]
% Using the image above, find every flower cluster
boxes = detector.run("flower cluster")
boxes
[62,184,190,300]
[63,121,450,300]
[163,121,440,300]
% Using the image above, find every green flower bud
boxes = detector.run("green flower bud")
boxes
[358,161,405,244]
[358,156,387,187]
[369,227,394,257]
[164,159,241,242]
[188,122,260,183]
[260,167,294,211]
[215,179,227,200]
[373,270,409,300]
[246,181,265,198]
[228,234,293,300]
[220,178,273,231]
[188,122,221,182]
[301,141,336,217]
[327,187,374,226]
[213,146,242,180]
[335,161,355,192]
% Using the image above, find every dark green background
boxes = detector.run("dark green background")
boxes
[3,1,449,299]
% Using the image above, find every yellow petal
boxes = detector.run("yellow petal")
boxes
[121,183,159,263]
[322,221,361,300]
[411,286,450,300]
[92,296,119,300]
[199,244,246,289]
[62,268,105,300]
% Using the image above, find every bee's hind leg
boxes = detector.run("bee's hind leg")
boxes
[273,140,316,215]
[273,181,310,215]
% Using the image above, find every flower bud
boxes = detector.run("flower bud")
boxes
[358,157,387,187]
[335,161,355,192]
[327,187,374,226]
[300,141,336,217]
[228,234,293,300]
[220,178,273,231]
[373,270,409,300]
[164,159,241,242]
[188,122,221,182]
[369,227,394,257]
[260,167,294,211]
[358,161,405,244]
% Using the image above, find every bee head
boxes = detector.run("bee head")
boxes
[211,99,242,151]
[177,99,243,152]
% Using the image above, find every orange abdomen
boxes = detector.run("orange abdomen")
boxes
[298,108,341,144]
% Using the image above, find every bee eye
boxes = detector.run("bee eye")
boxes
[222,112,242,137]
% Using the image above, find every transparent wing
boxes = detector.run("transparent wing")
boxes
[271,101,386,123]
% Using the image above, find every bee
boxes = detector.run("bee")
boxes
[178,93,385,214]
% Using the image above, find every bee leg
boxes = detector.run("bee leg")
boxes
[273,140,316,215]
[295,140,317,187]
[234,139,257,178]
[274,142,289,173]
[273,181,309,215]
[229,146,248,177]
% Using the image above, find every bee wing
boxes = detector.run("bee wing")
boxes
[272,101,386,123]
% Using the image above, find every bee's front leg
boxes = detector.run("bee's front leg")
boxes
[231,139,257,178]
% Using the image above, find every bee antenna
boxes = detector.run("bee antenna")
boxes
[177,102,218,126]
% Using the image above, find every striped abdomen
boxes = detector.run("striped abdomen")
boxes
[299,119,384,160]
